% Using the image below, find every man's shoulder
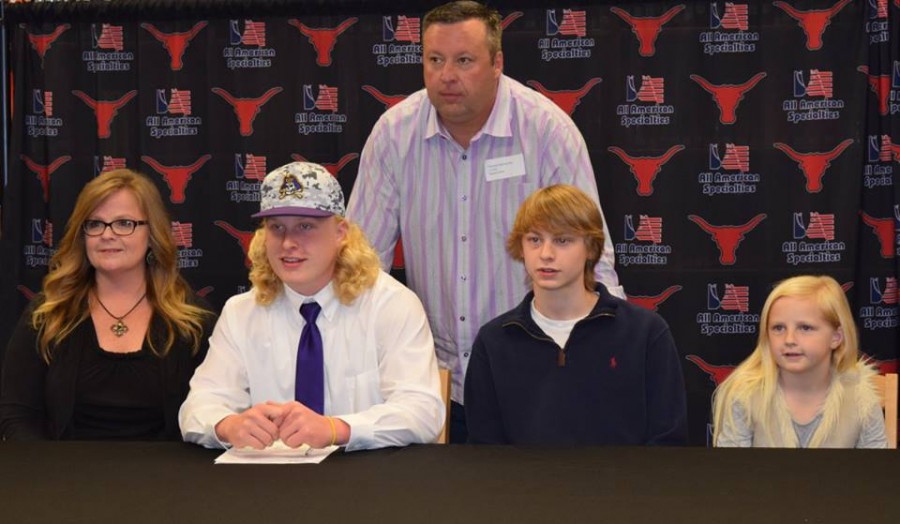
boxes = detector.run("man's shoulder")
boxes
[354,271,424,309]
[504,75,574,123]
[594,286,669,332]
[221,289,267,316]
[478,300,528,337]
[613,296,669,330]
[375,88,430,128]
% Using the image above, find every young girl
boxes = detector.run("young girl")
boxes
[712,275,887,448]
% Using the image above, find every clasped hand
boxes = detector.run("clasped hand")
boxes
[215,401,335,450]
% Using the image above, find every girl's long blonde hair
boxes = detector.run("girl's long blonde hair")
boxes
[32,169,211,361]
[711,275,859,446]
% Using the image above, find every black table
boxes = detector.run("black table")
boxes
[1,442,897,523]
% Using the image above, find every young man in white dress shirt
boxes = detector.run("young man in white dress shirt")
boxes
[180,162,444,451]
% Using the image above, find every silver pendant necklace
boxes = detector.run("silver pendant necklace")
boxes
[95,293,146,337]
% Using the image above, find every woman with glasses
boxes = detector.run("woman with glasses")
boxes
[0,169,215,440]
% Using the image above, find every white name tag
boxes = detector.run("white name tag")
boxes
[484,154,526,182]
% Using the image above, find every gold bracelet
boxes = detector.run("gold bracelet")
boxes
[327,416,337,446]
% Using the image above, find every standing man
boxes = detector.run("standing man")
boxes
[348,1,622,442]
[180,162,443,451]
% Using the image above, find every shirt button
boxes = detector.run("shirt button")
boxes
[461,195,468,202]
[461,275,467,281]
[461,235,467,242]
[462,154,468,160]
[463,352,470,358]
[460,316,466,322]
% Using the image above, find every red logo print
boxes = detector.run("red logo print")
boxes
[773,139,853,193]
[93,23,124,51]
[690,73,766,125]
[685,355,736,386]
[608,145,684,196]
[288,18,358,67]
[214,221,254,268]
[501,12,524,30]
[626,285,682,312]
[172,221,193,249]
[526,78,602,115]
[719,144,750,172]
[689,214,767,265]
[857,66,892,116]
[141,155,213,204]
[72,90,138,139]
[141,22,208,71]
[290,153,359,177]
[17,285,38,301]
[22,24,70,64]
[361,85,408,110]
[773,0,851,51]
[21,154,72,202]
[859,211,896,258]
[97,156,126,175]
[610,5,685,57]
[212,87,283,136]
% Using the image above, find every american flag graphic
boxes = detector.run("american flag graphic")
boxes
[33,90,53,116]
[242,20,266,47]
[101,156,127,173]
[721,284,749,312]
[167,89,192,115]
[96,24,124,51]
[32,219,53,247]
[172,221,193,249]
[243,154,267,180]
[805,70,833,98]
[880,135,894,162]
[558,9,587,37]
[721,3,749,30]
[721,144,750,172]
[315,85,339,112]
[44,222,54,247]
[873,0,888,19]
[805,212,835,241]
[637,76,665,104]
[394,16,421,43]
[634,215,663,244]
[883,277,898,304]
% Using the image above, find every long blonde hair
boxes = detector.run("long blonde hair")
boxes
[711,275,860,445]
[32,169,211,361]
[248,216,381,305]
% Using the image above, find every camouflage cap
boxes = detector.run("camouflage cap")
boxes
[252,162,345,218]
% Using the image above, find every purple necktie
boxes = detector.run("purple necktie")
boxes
[296,301,324,414]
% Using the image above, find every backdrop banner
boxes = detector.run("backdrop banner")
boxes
[1,0,897,444]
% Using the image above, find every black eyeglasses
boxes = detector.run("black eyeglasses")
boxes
[82,219,149,237]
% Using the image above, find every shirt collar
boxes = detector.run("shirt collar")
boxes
[282,281,339,322]
[424,74,513,143]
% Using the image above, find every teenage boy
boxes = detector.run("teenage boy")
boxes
[464,185,688,445]
[180,162,443,451]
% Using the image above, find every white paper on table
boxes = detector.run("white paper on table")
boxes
[214,441,339,464]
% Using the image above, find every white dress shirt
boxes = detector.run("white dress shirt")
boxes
[179,271,443,451]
